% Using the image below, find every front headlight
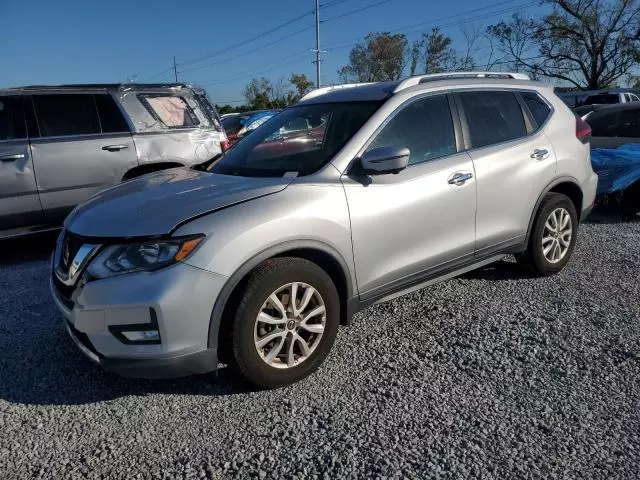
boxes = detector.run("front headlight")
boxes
[86,235,204,279]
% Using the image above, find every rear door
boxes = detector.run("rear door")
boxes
[588,106,640,149]
[30,93,137,222]
[0,96,44,231]
[457,89,557,255]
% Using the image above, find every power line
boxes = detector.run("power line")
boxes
[180,26,314,75]
[202,53,312,87]
[192,0,535,88]
[181,0,394,76]
[145,66,174,81]
[323,0,532,50]
[320,0,352,8]
[179,10,314,69]
[321,0,393,23]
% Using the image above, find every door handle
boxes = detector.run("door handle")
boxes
[102,144,129,152]
[530,148,549,161]
[448,171,473,186]
[0,153,25,162]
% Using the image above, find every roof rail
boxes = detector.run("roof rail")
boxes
[300,82,375,101]
[393,71,530,93]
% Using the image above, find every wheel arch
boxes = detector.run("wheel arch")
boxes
[525,176,583,246]
[207,240,357,359]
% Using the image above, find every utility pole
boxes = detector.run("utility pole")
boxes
[314,0,321,88]
[173,56,178,82]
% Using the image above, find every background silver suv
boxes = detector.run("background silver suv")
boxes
[0,83,226,238]
[50,72,598,388]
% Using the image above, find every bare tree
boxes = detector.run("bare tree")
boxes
[482,30,504,70]
[488,0,640,89]
[458,24,482,71]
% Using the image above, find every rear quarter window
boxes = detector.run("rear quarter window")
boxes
[521,91,552,128]
[138,95,200,128]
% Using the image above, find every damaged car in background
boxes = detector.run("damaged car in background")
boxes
[586,103,640,216]
[0,83,227,238]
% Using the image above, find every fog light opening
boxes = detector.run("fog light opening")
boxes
[122,330,160,342]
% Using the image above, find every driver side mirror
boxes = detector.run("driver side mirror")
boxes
[360,146,410,174]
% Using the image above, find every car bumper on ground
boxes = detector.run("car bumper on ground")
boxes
[51,261,228,378]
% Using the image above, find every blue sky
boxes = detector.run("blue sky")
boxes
[0,0,546,105]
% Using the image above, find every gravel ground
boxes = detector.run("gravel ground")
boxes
[1,211,639,479]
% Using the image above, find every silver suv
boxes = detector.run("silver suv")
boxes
[1,83,226,238]
[50,72,598,388]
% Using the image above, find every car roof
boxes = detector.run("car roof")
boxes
[296,73,548,105]
[0,82,199,95]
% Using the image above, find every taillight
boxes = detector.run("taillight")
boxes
[575,115,591,143]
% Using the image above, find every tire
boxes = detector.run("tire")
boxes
[229,257,340,389]
[518,193,578,276]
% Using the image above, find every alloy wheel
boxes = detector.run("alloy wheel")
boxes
[254,282,326,369]
[542,207,573,264]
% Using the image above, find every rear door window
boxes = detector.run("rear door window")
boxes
[33,94,101,137]
[139,95,199,128]
[0,96,27,140]
[367,94,457,166]
[94,94,129,133]
[521,91,552,128]
[459,91,527,149]
[588,108,640,138]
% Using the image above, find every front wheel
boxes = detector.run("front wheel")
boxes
[230,257,340,389]
[518,193,578,276]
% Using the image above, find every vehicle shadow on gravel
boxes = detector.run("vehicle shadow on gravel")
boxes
[0,328,248,406]
[584,206,640,224]
[0,231,58,265]
[460,259,531,282]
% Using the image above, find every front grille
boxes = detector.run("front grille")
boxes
[52,272,74,309]
[60,231,84,272]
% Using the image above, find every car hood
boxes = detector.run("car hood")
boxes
[65,167,293,238]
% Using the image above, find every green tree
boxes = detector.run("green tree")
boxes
[242,77,272,110]
[290,73,314,98]
[338,32,408,82]
[422,28,457,74]
[488,0,640,89]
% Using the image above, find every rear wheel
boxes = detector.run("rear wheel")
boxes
[229,257,340,388]
[518,193,578,276]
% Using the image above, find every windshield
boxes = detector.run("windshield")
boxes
[209,101,381,177]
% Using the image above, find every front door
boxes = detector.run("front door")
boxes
[0,96,44,231]
[29,93,137,222]
[342,94,476,301]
